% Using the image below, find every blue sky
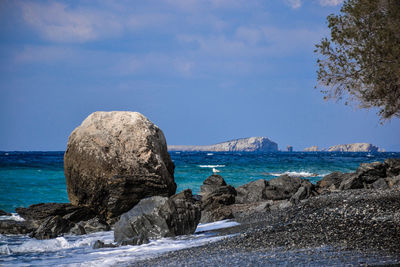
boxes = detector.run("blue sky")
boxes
[0,0,399,151]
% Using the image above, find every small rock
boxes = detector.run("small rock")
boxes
[93,240,118,249]
[31,215,74,239]
[317,172,345,192]
[76,217,110,234]
[200,175,227,196]
[385,158,400,177]
[264,175,302,200]
[371,178,389,190]
[0,220,32,235]
[235,179,268,204]
[387,175,400,189]
[0,210,11,216]
[356,162,386,183]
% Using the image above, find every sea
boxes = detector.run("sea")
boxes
[1,151,399,266]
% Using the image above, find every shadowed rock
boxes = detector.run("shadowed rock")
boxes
[114,189,200,246]
[31,215,74,239]
[0,210,11,216]
[199,175,237,223]
[235,179,268,204]
[15,203,96,222]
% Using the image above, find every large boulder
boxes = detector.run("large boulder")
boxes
[114,189,201,245]
[199,175,237,223]
[64,111,176,220]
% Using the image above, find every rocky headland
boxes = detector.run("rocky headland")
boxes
[1,111,399,265]
[168,137,278,152]
[304,143,381,152]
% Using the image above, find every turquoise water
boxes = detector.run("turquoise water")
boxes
[1,151,400,266]
[1,151,399,212]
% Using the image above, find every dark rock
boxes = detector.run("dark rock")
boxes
[338,173,363,190]
[121,234,150,246]
[0,220,32,235]
[201,185,237,208]
[16,203,96,222]
[69,217,111,235]
[200,204,235,223]
[0,210,11,216]
[200,175,227,196]
[200,175,237,223]
[264,175,302,200]
[78,217,110,234]
[317,172,346,192]
[387,175,400,189]
[64,111,176,221]
[290,186,309,204]
[235,179,268,204]
[385,158,400,177]
[114,189,201,245]
[93,240,118,249]
[356,162,386,183]
[31,215,74,239]
[371,178,390,189]
[69,224,86,235]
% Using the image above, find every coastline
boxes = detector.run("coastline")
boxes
[133,189,400,266]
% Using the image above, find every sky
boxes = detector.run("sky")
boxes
[0,0,399,151]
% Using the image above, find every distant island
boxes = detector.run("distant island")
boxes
[168,137,278,152]
[304,143,382,152]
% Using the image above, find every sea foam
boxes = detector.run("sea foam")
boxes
[0,213,25,222]
[199,165,225,168]
[269,171,319,178]
[0,220,239,267]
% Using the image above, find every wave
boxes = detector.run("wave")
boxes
[0,219,239,266]
[269,171,319,178]
[195,219,240,233]
[0,213,25,222]
[199,165,225,168]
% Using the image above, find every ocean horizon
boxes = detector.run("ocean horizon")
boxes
[1,151,400,266]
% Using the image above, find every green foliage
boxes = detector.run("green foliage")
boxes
[315,0,400,120]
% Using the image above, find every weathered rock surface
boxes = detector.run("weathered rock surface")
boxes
[168,137,278,152]
[317,158,400,192]
[265,175,315,201]
[235,175,316,205]
[69,217,110,235]
[199,175,237,223]
[235,179,268,204]
[16,203,96,222]
[327,143,379,152]
[31,215,74,239]
[0,220,33,235]
[64,111,176,220]
[304,146,319,152]
[114,189,201,245]
[5,203,110,239]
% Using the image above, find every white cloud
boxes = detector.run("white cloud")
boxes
[284,0,302,9]
[19,2,122,43]
[318,0,344,6]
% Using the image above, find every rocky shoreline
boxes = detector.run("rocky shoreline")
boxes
[132,188,400,266]
[1,111,399,265]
